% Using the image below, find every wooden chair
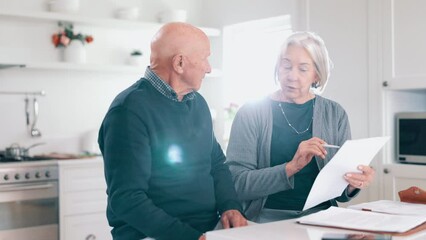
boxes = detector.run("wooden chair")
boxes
[398,186,426,204]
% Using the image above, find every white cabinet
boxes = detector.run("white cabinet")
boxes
[63,213,110,240]
[372,0,426,200]
[58,157,111,240]
[383,164,426,200]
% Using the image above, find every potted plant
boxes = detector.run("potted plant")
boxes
[51,22,93,63]
[128,49,144,66]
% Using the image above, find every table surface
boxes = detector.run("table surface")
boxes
[206,219,426,240]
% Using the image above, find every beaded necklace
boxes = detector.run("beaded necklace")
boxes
[277,98,315,135]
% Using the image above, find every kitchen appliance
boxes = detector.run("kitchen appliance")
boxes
[396,112,426,164]
[0,163,59,239]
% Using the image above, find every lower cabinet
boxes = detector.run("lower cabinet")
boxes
[58,158,112,240]
[63,213,111,240]
[383,163,426,200]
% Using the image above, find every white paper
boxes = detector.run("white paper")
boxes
[298,206,426,233]
[302,136,390,211]
[348,200,426,216]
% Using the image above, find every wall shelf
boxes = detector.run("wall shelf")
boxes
[0,9,221,37]
[0,9,222,76]
[0,61,222,77]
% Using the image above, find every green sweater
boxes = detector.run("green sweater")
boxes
[99,79,242,240]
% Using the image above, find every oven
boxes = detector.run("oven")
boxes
[0,164,58,240]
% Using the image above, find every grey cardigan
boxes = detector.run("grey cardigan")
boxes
[225,95,358,221]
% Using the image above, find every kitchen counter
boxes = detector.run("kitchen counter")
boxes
[0,156,102,168]
[206,219,426,240]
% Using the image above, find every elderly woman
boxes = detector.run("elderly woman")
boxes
[225,31,375,223]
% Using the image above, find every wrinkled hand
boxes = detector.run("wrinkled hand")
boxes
[286,137,327,176]
[344,165,375,193]
[198,234,206,240]
[220,210,247,229]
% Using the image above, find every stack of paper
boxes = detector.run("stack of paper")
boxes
[348,200,426,216]
[297,206,426,233]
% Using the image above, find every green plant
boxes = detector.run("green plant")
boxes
[131,50,143,56]
[52,22,93,48]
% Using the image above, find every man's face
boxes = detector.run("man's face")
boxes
[181,40,212,91]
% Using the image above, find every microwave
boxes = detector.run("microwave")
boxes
[396,112,426,164]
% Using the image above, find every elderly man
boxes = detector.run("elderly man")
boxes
[98,22,247,240]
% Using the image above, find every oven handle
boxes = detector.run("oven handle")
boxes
[0,182,55,192]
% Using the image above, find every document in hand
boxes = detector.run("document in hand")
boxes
[302,136,390,211]
[348,200,426,216]
[297,206,426,233]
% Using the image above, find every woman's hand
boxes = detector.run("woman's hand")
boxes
[286,137,327,177]
[344,165,375,193]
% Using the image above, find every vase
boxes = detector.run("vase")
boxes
[48,0,80,13]
[64,40,86,63]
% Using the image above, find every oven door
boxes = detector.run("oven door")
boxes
[0,181,59,240]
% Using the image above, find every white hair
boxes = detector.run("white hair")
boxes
[275,31,333,94]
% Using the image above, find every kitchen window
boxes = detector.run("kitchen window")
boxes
[223,15,293,106]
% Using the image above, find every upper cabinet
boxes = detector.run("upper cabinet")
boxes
[375,0,426,200]
[378,0,426,165]
[381,0,426,90]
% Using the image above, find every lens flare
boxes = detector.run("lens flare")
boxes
[167,145,182,164]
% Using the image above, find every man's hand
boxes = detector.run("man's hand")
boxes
[220,210,248,229]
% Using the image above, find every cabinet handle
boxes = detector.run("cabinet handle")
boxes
[382,81,388,87]
[383,168,390,174]
[86,234,96,240]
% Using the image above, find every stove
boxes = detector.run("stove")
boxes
[0,163,58,184]
[0,161,59,240]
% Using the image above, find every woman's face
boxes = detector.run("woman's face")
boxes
[277,44,318,103]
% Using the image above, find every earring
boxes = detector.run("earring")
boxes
[311,82,319,88]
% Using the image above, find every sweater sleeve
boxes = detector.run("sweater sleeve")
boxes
[210,134,244,214]
[100,107,202,240]
[226,103,294,202]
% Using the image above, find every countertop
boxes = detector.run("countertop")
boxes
[206,219,426,240]
[0,156,102,168]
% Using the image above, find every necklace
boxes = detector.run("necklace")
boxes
[278,98,315,135]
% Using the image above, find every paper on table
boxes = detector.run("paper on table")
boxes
[302,136,390,211]
[298,206,426,233]
[348,200,426,216]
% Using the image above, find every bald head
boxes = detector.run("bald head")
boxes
[149,22,211,100]
[150,22,209,66]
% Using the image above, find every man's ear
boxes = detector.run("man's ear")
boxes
[172,54,184,73]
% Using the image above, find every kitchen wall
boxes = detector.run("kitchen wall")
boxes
[201,0,369,142]
[0,0,205,154]
[201,0,372,203]
[1,0,375,201]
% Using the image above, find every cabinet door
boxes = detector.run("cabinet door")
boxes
[383,164,426,200]
[383,0,426,85]
[63,213,111,240]
[60,161,108,215]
